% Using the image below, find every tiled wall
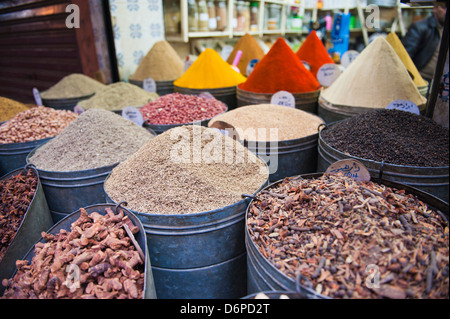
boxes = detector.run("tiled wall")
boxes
[109,0,165,80]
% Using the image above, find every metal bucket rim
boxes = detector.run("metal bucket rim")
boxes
[41,93,95,103]
[319,121,450,170]
[174,84,237,92]
[245,172,449,299]
[237,86,321,97]
[129,79,175,85]
[26,140,121,175]
[0,136,53,148]
[103,156,269,218]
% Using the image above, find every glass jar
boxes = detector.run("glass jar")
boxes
[243,1,250,32]
[267,3,281,30]
[164,0,181,34]
[250,2,258,31]
[188,0,199,32]
[236,1,245,32]
[215,0,227,31]
[233,1,238,31]
[207,0,217,31]
[197,0,209,32]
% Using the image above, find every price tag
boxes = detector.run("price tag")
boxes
[199,92,215,99]
[385,100,420,115]
[325,159,371,182]
[143,78,157,93]
[301,60,311,71]
[221,45,234,61]
[33,88,43,106]
[271,91,295,108]
[317,63,342,87]
[122,106,144,126]
[73,105,85,114]
[246,59,259,76]
[341,50,360,68]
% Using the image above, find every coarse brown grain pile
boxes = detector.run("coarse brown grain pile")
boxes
[104,125,268,214]
[208,104,324,141]
[129,40,185,82]
[40,73,106,99]
[78,82,158,111]
[0,96,30,122]
[28,109,154,172]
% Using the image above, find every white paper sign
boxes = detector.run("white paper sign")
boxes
[33,88,43,106]
[341,50,360,68]
[301,60,311,71]
[143,78,157,93]
[122,106,144,126]
[271,91,295,108]
[386,100,420,115]
[246,59,259,76]
[317,63,342,87]
[73,105,85,114]
[325,159,371,182]
[221,45,234,61]
[199,92,215,99]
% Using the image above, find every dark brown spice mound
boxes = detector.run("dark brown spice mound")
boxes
[0,169,37,262]
[321,109,449,167]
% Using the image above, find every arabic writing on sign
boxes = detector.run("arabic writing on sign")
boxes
[385,100,420,115]
[329,163,361,179]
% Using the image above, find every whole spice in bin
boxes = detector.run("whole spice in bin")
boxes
[208,104,324,141]
[0,96,30,122]
[238,37,320,94]
[0,106,77,144]
[247,174,449,299]
[320,109,449,167]
[40,73,106,99]
[28,109,154,172]
[77,82,158,111]
[0,169,37,263]
[105,125,268,215]
[2,207,145,299]
[140,93,227,125]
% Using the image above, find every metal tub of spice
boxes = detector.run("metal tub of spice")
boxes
[174,85,238,110]
[245,171,449,299]
[237,88,321,114]
[2,203,156,299]
[42,94,94,111]
[103,125,270,298]
[0,165,53,296]
[317,111,449,203]
[129,79,175,97]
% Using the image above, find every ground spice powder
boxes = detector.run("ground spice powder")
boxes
[208,104,324,141]
[104,125,268,215]
[226,33,265,75]
[0,97,30,122]
[40,73,106,99]
[321,37,427,109]
[385,32,428,87]
[174,48,247,89]
[129,40,185,82]
[28,109,154,172]
[238,37,320,94]
[296,31,335,78]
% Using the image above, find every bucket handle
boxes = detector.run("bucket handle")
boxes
[378,160,385,183]
[23,163,37,172]
[317,123,328,132]
[241,193,256,200]
[114,201,128,214]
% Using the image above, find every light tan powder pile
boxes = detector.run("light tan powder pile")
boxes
[104,125,268,215]
[77,82,158,111]
[40,73,106,99]
[208,104,324,141]
[321,37,427,109]
[129,40,185,82]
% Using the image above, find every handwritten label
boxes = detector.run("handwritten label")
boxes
[143,78,157,93]
[271,91,295,108]
[73,105,85,114]
[385,100,420,115]
[221,45,234,61]
[122,106,144,126]
[301,60,311,71]
[325,159,371,182]
[199,92,215,99]
[341,50,360,68]
[317,63,342,87]
[246,59,259,76]
[33,88,43,106]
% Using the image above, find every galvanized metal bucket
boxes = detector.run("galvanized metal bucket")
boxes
[0,165,53,296]
[244,131,321,183]
[104,169,269,299]
[236,87,320,114]
[245,172,449,298]
[0,137,53,177]
[26,142,119,223]
[143,105,228,135]
[4,203,157,299]
[174,85,238,110]
[42,94,94,111]
[318,125,449,203]
[129,79,175,96]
